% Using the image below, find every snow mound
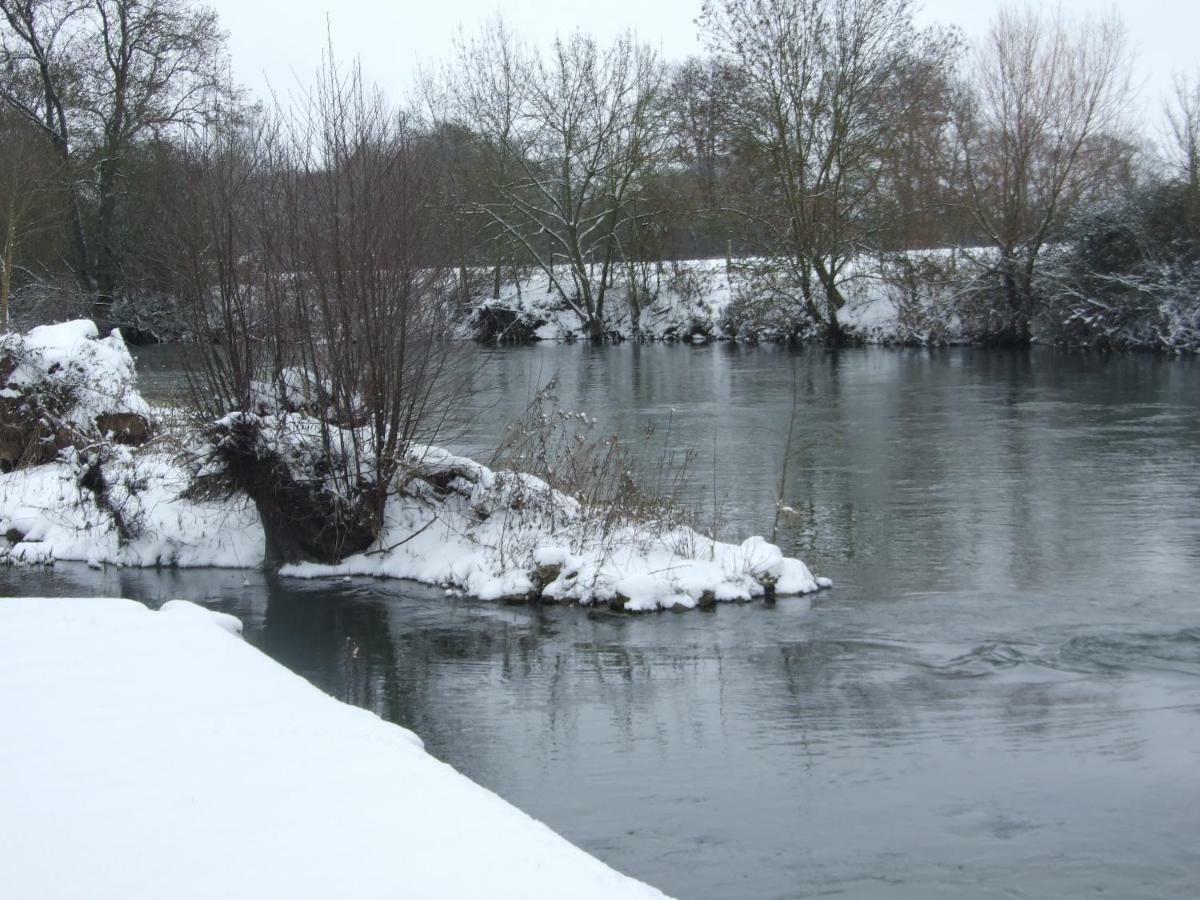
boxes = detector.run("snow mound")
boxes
[0,445,263,568]
[0,320,153,468]
[0,431,828,609]
[282,446,828,610]
[0,596,670,899]
[1,319,151,429]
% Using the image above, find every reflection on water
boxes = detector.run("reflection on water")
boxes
[8,345,1200,899]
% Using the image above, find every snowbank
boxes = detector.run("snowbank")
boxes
[465,259,737,343]
[0,445,263,568]
[0,319,151,430]
[0,320,829,609]
[0,320,154,468]
[0,596,671,900]
[0,439,828,609]
[461,252,973,346]
[283,446,830,610]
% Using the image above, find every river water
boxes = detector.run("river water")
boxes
[4,344,1200,898]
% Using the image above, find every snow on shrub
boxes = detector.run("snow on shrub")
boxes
[0,320,153,469]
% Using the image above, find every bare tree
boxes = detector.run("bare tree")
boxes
[0,110,57,327]
[172,57,468,565]
[659,57,747,263]
[0,0,229,322]
[700,0,955,342]
[871,43,966,250]
[1165,71,1200,245]
[449,23,665,341]
[955,5,1132,343]
[665,57,737,218]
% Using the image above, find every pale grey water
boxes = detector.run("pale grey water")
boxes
[5,344,1200,898]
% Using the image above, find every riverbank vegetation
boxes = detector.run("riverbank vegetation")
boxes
[0,0,1197,351]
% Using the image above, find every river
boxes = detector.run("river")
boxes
[4,343,1199,899]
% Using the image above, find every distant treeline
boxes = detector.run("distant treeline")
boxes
[1,0,1197,348]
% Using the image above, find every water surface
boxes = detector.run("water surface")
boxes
[6,344,1200,899]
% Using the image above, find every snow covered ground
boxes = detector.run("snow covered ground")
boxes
[0,596,671,899]
[283,446,829,609]
[0,439,828,609]
[0,446,264,568]
[0,320,829,609]
[466,259,739,342]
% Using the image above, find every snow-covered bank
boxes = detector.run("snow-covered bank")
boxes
[283,446,830,610]
[0,320,829,609]
[461,252,1200,351]
[461,256,967,345]
[0,440,828,609]
[0,446,264,567]
[466,259,738,342]
[0,596,671,899]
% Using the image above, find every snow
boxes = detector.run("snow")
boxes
[0,319,151,431]
[463,252,984,346]
[0,446,263,568]
[0,596,671,900]
[0,439,825,608]
[0,434,827,608]
[281,445,826,610]
[0,319,829,608]
[467,259,737,342]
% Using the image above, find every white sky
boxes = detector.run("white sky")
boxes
[209,0,1198,121]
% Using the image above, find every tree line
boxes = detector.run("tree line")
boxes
[1,0,1197,348]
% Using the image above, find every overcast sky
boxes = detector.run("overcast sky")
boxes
[208,0,1197,118]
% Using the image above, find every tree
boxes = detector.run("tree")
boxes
[659,57,746,261]
[700,0,956,342]
[870,41,967,250]
[173,58,468,565]
[449,23,665,341]
[1165,72,1200,247]
[0,110,56,328]
[954,5,1132,344]
[0,0,229,323]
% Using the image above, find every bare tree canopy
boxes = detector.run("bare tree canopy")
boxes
[955,4,1133,343]
[172,55,469,564]
[0,0,230,320]
[699,0,959,341]
[445,20,665,341]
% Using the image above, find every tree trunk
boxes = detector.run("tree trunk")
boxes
[824,306,846,346]
[991,256,1032,346]
[1,215,13,331]
[492,259,502,300]
[93,155,123,327]
[50,138,93,302]
[587,316,604,342]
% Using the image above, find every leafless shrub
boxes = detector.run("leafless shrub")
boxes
[873,251,966,345]
[488,376,699,562]
[169,52,471,565]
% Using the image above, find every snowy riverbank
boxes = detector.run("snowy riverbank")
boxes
[461,256,967,344]
[462,252,1200,351]
[0,320,829,609]
[0,441,828,609]
[0,596,671,899]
